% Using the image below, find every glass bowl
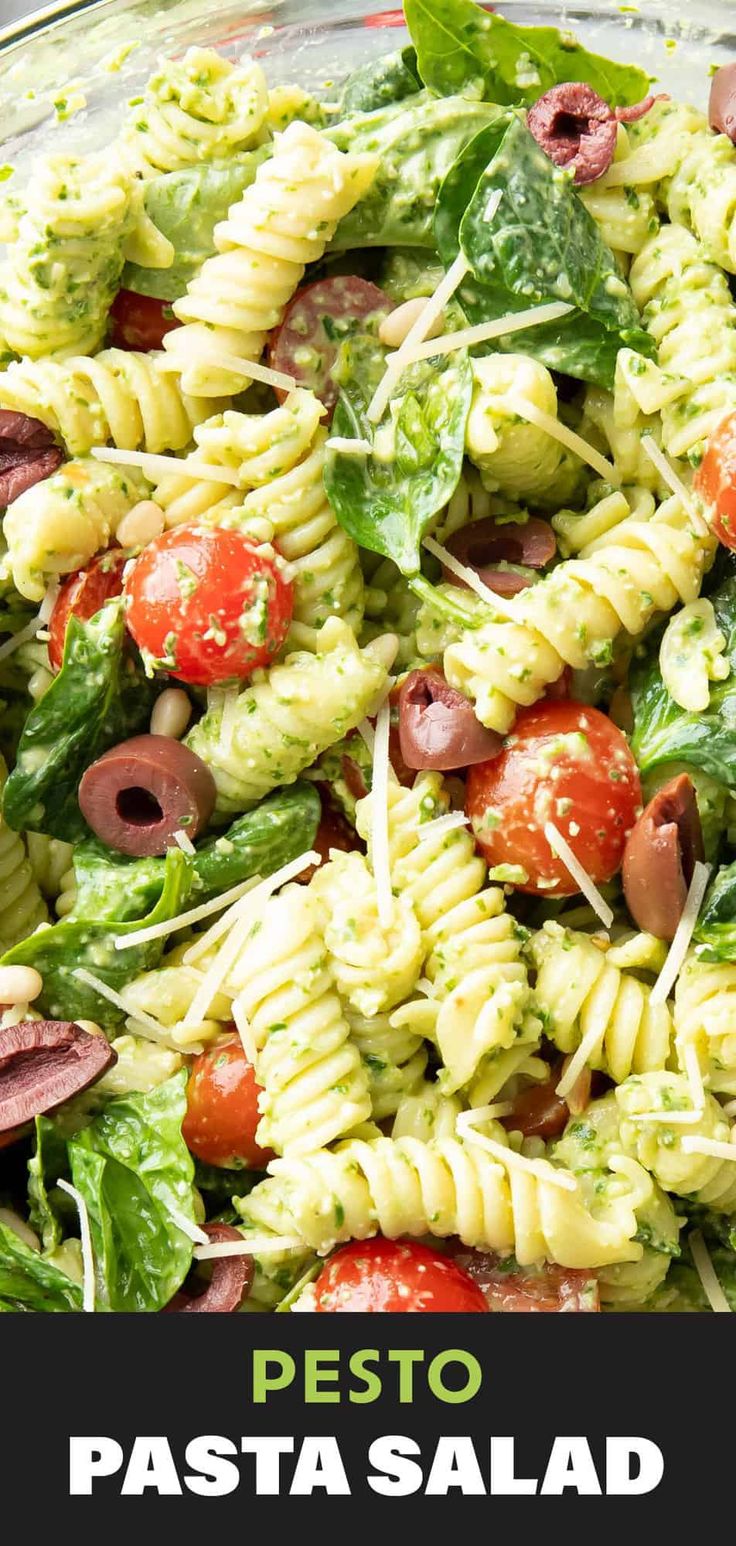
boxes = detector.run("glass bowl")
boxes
[0,0,734,176]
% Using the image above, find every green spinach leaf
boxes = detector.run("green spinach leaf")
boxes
[405,0,649,108]
[435,113,654,389]
[325,331,473,582]
[0,1219,82,1311]
[67,1071,195,1312]
[339,46,421,114]
[27,1116,74,1252]
[327,91,502,250]
[631,576,736,787]
[122,153,267,300]
[3,598,155,842]
[693,861,736,963]
[2,847,193,1025]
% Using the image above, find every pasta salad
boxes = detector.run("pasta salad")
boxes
[1,0,736,1315]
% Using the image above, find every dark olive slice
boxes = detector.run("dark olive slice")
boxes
[78,733,216,857]
[443,515,556,598]
[622,774,704,942]
[398,669,503,771]
[0,1020,116,1132]
[0,410,63,507]
[527,82,618,185]
[709,64,736,144]
[165,1224,253,1313]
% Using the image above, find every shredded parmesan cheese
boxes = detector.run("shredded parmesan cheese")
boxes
[543,822,615,928]
[357,718,375,757]
[415,810,470,839]
[371,697,393,929]
[555,1016,608,1100]
[57,1178,95,1312]
[689,1228,732,1312]
[167,1205,210,1246]
[510,396,620,484]
[0,614,47,662]
[640,436,709,535]
[456,1109,577,1190]
[683,1039,706,1117]
[627,1108,705,1125]
[232,994,258,1068]
[90,445,242,486]
[649,861,711,1006]
[367,250,470,425]
[392,299,575,367]
[114,876,261,952]
[194,1236,304,1260]
[72,968,172,1040]
[173,829,196,857]
[422,534,518,618]
[681,1137,736,1162]
[157,349,298,395]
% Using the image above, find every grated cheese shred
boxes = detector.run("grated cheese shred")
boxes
[423,534,518,618]
[510,396,620,484]
[456,1109,577,1190]
[640,436,709,535]
[689,1228,732,1313]
[393,299,574,368]
[649,861,711,1006]
[543,822,615,929]
[114,876,261,952]
[57,1178,95,1312]
[367,250,471,425]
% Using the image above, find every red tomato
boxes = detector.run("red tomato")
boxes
[466,700,641,895]
[450,1250,600,1312]
[268,277,391,416]
[109,290,180,352]
[182,1035,274,1169]
[313,1237,488,1312]
[694,410,736,548]
[48,550,128,672]
[124,524,293,686]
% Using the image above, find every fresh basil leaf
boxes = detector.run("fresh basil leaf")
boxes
[435,113,654,389]
[693,861,736,963]
[122,153,268,301]
[192,782,321,895]
[405,0,650,108]
[631,576,736,788]
[3,598,155,842]
[339,46,421,114]
[325,330,473,577]
[0,1219,82,1311]
[67,1071,194,1312]
[327,91,502,250]
[2,847,193,1025]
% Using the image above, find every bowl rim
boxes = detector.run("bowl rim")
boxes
[0,0,116,51]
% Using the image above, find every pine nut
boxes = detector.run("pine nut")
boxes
[150,686,192,740]
[116,500,165,549]
[74,1019,105,1038]
[0,965,43,1004]
[378,297,445,350]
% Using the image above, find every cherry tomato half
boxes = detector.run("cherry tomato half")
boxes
[183,1035,274,1170]
[48,549,128,672]
[268,277,391,416]
[124,524,294,686]
[466,700,642,896]
[694,410,736,548]
[450,1249,600,1312]
[313,1237,488,1312]
[109,290,180,352]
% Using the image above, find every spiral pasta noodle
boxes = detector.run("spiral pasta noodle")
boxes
[0,154,136,361]
[673,954,736,1097]
[229,885,371,1155]
[237,1132,647,1268]
[356,772,537,1090]
[391,1081,464,1144]
[616,1072,736,1212]
[25,835,75,905]
[444,490,714,731]
[185,618,393,812]
[0,349,214,457]
[528,922,674,1084]
[310,849,423,1018]
[117,48,268,178]
[162,121,378,397]
[346,1008,428,1123]
[464,354,583,507]
[0,757,48,950]
[629,222,736,462]
[4,459,150,601]
[622,97,736,274]
[578,123,659,266]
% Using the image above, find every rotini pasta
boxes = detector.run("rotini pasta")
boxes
[391,1080,464,1143]
[629,222,736,463]
[0,349,215,457]
[616,1072,736,1212]
[528,921,675,1084]
[0,154,135,361]
[444,491,714,731]
[346,1008,428,1123]
[185,618,393,812]
[0,756,48,950]
[25,835,75,904]
[310,849,423,1017]
[4,459,150,601]
[117,48,268,178]
[357,772,537,1090]
[236,1131,648,1268]
[465,354,584,506]
[674,954,736,1097]
[162,121,378,396]
[623,96,736,273]
[229,884,372,1155]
